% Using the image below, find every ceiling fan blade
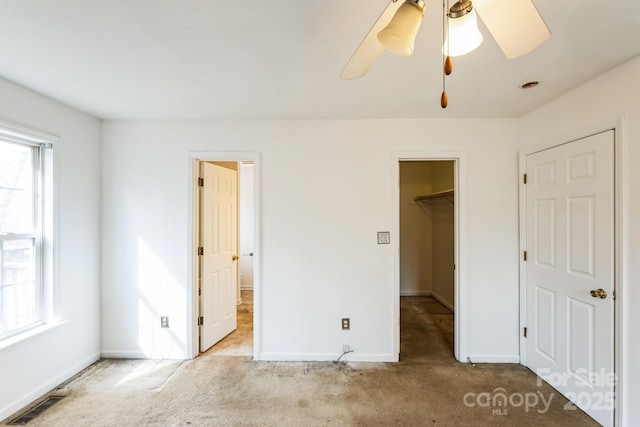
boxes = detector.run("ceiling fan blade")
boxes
[340,1,403,80]
[473,0,551,59]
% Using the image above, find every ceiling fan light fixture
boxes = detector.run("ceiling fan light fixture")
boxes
[444,1,483,57]
[377,0,426,57]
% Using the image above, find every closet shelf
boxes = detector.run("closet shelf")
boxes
[414,189,454,204]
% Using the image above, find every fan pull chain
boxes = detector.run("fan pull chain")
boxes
[444,56,452,75]
[441,0,450,108]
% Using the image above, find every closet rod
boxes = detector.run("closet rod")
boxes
[414,189,454,202]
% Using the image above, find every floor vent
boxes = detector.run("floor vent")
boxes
[8,396,65,425]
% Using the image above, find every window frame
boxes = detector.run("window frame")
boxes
[0,121,57,343]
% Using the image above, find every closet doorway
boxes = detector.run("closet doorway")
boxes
[398,160,457,362]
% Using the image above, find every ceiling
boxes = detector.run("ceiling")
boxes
[1,0,639,120]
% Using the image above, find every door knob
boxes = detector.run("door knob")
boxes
[232,255,238,261]
[590,288,607,299]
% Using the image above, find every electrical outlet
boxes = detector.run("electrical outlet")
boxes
[341,318,350,330]
[161,316,169,328]
[343,344,351,353]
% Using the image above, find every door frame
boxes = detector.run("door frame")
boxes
[187,152,261,360]
[392,152,464,362]
[518,117,626,425]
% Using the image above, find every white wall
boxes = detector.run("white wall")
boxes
[101,118,520,362]
[431,161,455,311]
[0,79,101,420]
[518,55,640,427]
[240,163,255,291]
[399,162,433,296]
[431,161,454,193]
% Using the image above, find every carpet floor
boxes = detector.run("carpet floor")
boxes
[1,296,599,426]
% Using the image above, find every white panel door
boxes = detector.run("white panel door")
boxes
[526,131,614,427]
[200,162,238,352]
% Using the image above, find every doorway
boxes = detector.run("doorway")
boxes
[189,154,260,360]
[395,158,459,362]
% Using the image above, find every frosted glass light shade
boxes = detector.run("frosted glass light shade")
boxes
[377,0,425,57]
[444,8,483,57]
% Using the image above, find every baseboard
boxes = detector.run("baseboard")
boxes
[102,351,517,364]
[338,353,397,362]
[399,290,432,297]
[100,350,149,359]
[1,351,100,422]
[101,350,190,360]
[258,352,397,362]
[431,292,455,312]
[464,355,520,364]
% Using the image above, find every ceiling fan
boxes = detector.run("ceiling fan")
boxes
[340,0,551,107]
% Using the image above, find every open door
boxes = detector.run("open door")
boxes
[199,162,238,352]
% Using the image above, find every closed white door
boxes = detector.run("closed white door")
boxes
[200,162,238,352]
[525,131,614,427]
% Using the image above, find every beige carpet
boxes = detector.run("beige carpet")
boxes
[1,296,599,426]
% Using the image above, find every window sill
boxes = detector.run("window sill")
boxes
[0,321,68,354]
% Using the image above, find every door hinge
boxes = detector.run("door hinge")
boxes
[198,177,204,187]
[613,290,616,300]
[523,173,527,184]
[197,316,204,326]
[523,251,527,261]
[197,246,204,256]
[523,327,527,338]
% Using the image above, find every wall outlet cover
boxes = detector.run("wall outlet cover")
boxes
[341,318,350,330]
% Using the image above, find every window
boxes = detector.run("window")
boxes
[0,123,54,341]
